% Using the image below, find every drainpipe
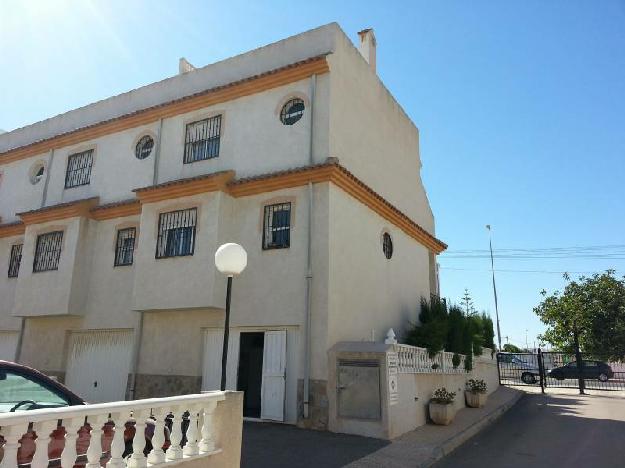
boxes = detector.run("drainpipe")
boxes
[153,118,164,185]
[128,119,162,399]
[15,148,55,363]
[303,74,316,419]
[128,311,145,400]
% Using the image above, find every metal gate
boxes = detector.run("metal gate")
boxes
[497,351,625,392]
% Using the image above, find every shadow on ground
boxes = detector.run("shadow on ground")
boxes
[434,392,625,468]
[242,421,389,468]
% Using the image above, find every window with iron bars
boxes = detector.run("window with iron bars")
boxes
[65,149,94,188]
[8,244,23,278]
[184,115,222,163]
[114,227,136,266]
[33,231,63,272]
[263,203,291,250]
[156,208,197,258]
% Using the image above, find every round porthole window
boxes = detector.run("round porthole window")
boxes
[135,135,154,160]
[280,98,305,125]
[382,232,393,259]
[29,162,46,185]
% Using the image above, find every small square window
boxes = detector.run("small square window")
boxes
[8,244,23,278]
[156,208,197,258]
[114,228,136,266]
[184,115,222,163]
[33,231,63,272]
[65,150,94,188]
[263,203,291,250]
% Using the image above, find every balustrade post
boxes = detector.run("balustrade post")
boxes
[85,414,109,468]
[183,404,200,456]
[106,412,128,468]
[199,401,218,453]
[166,406,184,461]
[147,408,167,465]
[127,409,149,468]
[0,424,27,468]
[32,420,58,467]
[60,417,84,468]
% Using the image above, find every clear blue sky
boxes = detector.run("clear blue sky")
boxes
[2,1,624,349]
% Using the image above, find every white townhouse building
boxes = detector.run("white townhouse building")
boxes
[0,23,445,429]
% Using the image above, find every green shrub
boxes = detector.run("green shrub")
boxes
[452,353,461,369]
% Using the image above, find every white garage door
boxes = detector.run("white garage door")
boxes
[0,331,19,361]
[65,330,134,403]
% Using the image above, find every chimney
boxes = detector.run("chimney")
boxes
[179,57,196,75]
[357,28,376,72]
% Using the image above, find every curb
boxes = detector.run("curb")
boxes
[420,390,525,467]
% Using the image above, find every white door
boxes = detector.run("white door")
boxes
[65,330,134,403]
[0,331,19,361]
[202,329,239,391]
[261,330,287,421]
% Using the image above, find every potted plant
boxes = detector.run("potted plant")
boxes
[429,387,456,425]
[465,379,488,408]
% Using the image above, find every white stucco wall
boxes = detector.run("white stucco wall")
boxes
[0,236,24,330]
[326,185,431,375]
[0,155,48,223]
[327,30,435,234]
[13,218,83,317]
[43,123,158,208]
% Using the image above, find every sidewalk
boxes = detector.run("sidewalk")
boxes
[345,386,523,468]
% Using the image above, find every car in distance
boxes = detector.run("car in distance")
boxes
[548,360,614,382]
[497,353,541,384]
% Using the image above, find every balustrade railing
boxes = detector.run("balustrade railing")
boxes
[395,344,469,374]
[0,391,226,468]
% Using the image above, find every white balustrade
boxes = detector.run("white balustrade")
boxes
[395,344,470,375]
[0,392,226,468]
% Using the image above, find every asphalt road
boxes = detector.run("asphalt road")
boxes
[435,391,625,468]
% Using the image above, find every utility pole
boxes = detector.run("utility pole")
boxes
[486,225,502,350]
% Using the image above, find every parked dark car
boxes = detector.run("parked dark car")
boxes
[548,360,614,382]
[0,360,168,467]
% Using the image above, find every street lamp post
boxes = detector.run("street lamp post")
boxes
[214,243,248,391]
[486,225,502,351]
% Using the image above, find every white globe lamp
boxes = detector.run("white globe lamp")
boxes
[214,243,247,391]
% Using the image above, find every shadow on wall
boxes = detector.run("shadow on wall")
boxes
[242,421,389,468]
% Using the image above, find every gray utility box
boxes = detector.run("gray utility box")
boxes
[337,359,381,420]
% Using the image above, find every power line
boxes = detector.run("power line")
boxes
[446,244,625,254]
[439,267,623,275]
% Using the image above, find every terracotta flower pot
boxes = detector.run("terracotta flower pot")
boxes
[465,391,487,408]
[429,402,455,425]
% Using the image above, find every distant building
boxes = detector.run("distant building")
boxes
[0,23,445,428]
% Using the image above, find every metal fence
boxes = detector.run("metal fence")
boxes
[497,351,625,392]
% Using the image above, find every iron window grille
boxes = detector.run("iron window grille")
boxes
[382,232,393,259]
[8,244,23,278]
[114,227,136,266]
[280,98,305,125]
[263,203,291,250]
[156,208,197,258]
[33,231,63,273]
[184,115,222,163]
[135,135,154,160]
[65,149,94,188]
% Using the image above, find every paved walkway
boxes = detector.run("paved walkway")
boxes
[242,386,522,468]
[435,390,625,468]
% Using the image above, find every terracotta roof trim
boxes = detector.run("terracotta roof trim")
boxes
[0,55,330,159]
[16,197,100,217]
